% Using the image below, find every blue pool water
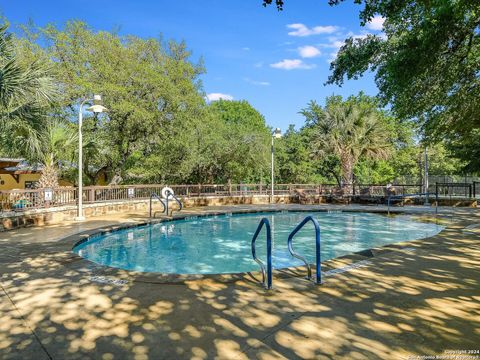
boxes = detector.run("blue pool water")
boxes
[73,211,444,274]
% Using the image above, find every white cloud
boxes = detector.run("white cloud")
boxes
[366,15,385,31]
[287,23,338,37]
[270,59,316,70]
[206,93,234,102]
[245,78,271,86]
[298,45,321,58]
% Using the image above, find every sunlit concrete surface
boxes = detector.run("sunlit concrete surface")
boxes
[0,204,479,359]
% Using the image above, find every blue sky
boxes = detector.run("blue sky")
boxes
[2,0,384,130]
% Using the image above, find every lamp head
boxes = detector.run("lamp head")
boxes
[93,94,102,105]
[272,127,282,139]
[87,104,108,113]
[88,95,108,113]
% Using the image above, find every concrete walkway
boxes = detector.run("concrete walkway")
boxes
[0,205,479,359]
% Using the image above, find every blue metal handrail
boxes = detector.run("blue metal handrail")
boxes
[287,215,322,284]
[251,217,273,290]
[149,193,166,218]
[165,190,183,216]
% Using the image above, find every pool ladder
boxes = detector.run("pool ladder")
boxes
[149,193,166,218]
[251,218,273,289]
[149,192,183,218]
[250,215,322,289]
[165,190,183,216]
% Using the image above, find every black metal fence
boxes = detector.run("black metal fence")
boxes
[435,183,474,199]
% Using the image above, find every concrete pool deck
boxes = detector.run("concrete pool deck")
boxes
[0,204,479,359]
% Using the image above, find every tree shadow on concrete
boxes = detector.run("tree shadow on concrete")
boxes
[0,211,479,359]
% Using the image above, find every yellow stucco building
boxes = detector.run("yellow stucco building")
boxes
[0,158,73,191]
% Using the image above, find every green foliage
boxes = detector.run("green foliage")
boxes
[355,159,395,184]
[121,99,271,184]
[428,143,465,176]
[27,119,77,167]
[275,125,339,184]
[262,0,284,10]
[300,94,392,185]
[4,13,476,187]
[447,131,480,174]
[0,23,57,157]
[326,1,480,162]
[203,100,270,183]
[29,119,78,187]
[25,21,206,183]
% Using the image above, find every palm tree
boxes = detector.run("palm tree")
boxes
[24,119,78,188]
[301,95,391,190]
[0,24,57,157]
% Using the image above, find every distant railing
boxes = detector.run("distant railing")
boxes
[435,183,473,199]
[0,181,477,213]
[0,187,78,212]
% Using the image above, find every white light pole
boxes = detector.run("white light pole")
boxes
[424,146,429,205]
[75,95,108,221]
[271,128,282,202]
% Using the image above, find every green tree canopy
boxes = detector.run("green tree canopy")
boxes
[203,100,270,183]
[0,23,57,157]
[326,1,480,141]
[24,20,206,183]
[25,119,78,188]
[301,94,392,187]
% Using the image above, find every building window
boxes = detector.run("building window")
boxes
[25,181,38,189]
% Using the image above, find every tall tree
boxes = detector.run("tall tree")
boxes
[0,24,56,156]
[301,94,391,188]
[21,119,78,188]
[264,0,480,173]
[27,21,206,183]
[326,1,480,140]
[193,100,270,183]
[275,125,339,184]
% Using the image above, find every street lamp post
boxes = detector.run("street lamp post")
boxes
[271,128,282,202]
[75,95,108,221]
[424,146,429,205]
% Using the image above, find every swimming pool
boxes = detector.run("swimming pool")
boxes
[73,211,444,274]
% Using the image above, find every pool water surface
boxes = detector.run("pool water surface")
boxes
[73,211,444,274]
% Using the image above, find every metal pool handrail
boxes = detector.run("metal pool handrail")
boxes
[149,193,166,218]
[287,215,322,285]
[251,217,273,290]
[165,190,183,216]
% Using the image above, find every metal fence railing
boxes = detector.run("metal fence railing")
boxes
[435,183,473,199]
[394,175,480,185]
[0,182,477,213]
[0,187,78,212]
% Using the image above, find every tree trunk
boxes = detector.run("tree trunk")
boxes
[37,164,59,189]
[340,154,354,195]
[109,171,123,185]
